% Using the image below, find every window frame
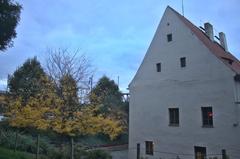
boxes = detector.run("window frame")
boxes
[201,107,213,127]
[180,57,186,68]
[156,63,161,72]
[145,141,154,155]
[167,34,172,42]
[169,108,179,126]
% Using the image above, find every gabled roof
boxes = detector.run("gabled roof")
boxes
[169,6,240,74]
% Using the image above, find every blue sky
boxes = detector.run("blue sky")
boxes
[0,0,239,92]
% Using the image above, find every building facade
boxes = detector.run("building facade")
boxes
[129,6,240,159]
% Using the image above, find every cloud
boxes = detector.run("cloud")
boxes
[0,0,239,91]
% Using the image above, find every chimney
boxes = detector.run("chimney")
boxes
[204,22,214,41]
[219,32,228,52]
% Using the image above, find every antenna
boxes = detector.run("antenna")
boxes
[182,0,185,16]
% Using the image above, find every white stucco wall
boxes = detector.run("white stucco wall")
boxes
[129,7,240,159]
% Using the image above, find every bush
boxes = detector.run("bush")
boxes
[86,150,112,159]
[0,147,34,159]
[46,149,69,159]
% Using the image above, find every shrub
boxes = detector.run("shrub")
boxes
[86,150,112,159]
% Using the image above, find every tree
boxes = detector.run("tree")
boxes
[6,58,62,158]
[6,76,63,159]
[8,57,46,103]
[59,74,79,116]
[46,48,92,84]
[46,48,94,103]
[90,76,122,108]
[90,76,128,131]
[45,49,123,159]
[52,104,124,159]
[0,0,22,51]
[51,75,123,159]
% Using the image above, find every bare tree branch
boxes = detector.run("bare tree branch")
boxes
[45,48,94,91]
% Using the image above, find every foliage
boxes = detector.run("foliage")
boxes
[52,104,123,139]
[90,76,128,132]
[0,0,22,51]
[47,147,112,159]
[86,149,112,159]
[51,74,124,139]
[0,92,7,113]
[6,75,63,131]
[90,76,122,108]
[6,75,64,158]
[0,146,34,159]
[8,57,46,102]
[59,74,79,119]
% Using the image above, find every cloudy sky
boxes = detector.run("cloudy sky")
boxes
[0,0,239,92]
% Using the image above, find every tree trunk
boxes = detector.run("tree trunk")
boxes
[36,134,40,159]
[14,130,18,152]
[71,137,74,159]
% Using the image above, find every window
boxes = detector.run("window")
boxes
[194,146,207,159]
[169,108,179,126]
[156,63,161,72]
[201,107,213,127]
[180,57,186,68]
[167,34,172,42]
[145,141,154,155]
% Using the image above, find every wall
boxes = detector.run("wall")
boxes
[129,7,240,159]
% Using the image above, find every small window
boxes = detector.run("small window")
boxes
[167,34,172,42]
[169,108,179,126]
[145,141,154,155]
[156,63,161,72]
[180,57,186,68]
[194,146,207,159]
[201,107,213,127]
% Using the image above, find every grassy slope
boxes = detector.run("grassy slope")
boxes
[0,147,34,159]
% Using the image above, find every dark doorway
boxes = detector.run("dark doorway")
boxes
[194,146,206,159]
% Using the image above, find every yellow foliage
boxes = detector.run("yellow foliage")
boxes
[52,104,124,139]
[6,75,124,140]
[6,76,64,131]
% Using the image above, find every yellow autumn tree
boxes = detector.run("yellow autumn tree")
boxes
[52,105,124,159]
[6,76,64,159]
[52,74,124,159]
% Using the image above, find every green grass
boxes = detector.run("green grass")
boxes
[0,147,34,159]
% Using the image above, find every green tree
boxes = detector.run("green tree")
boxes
[90,76,122,109]
[0,0,22,51]
[8,57,46,102]
[90,76,128,131]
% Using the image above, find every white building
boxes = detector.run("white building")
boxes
[129,6,240,159]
